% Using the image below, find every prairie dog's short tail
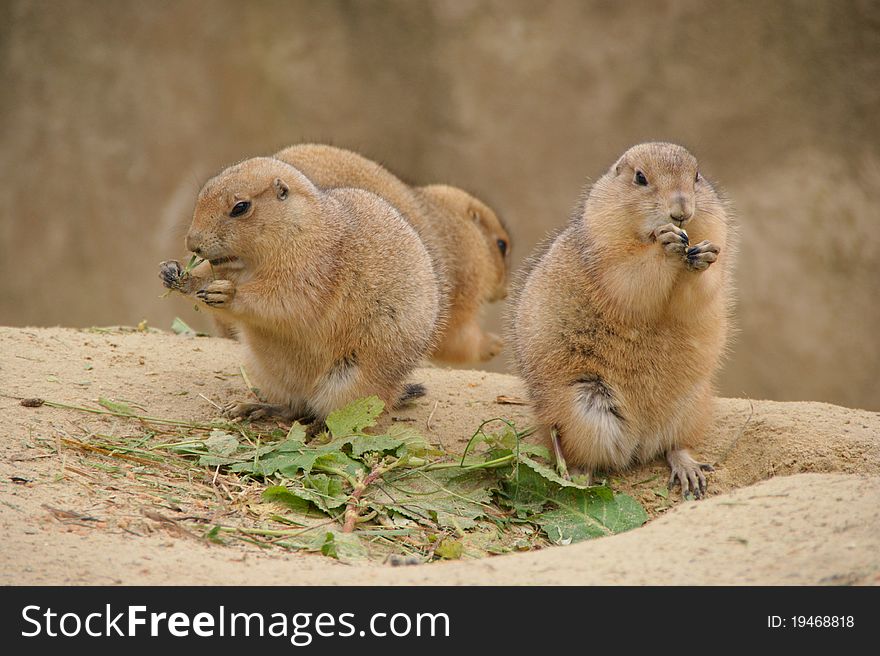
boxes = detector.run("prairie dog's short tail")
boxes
[399,383,427,404]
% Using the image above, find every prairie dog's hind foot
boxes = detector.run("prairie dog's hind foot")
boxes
[480,331,504,361]
[224,401,314,424]
[685,241,720,271]
[666,448,714,499]
[396,383,427,406]
[431,323,504,364]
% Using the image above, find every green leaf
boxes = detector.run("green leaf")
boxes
[171,317,195,336]
[98,397,136,416]
[197,454,242,467]
[312,451,366,478]
[386,424,434,458]
[274,451,323,477]
[235,437,333,477]
[498,463,554,517]
[282,530,367,562]
[302,474,348,510]
[262,485,313,514]
[535,488,648,544]
[348,434,406,458]
[318,530,367,561]
[204,525,224,544]
[377,469,496,530]
[204,430,239,456]
[320,531,339,558]
[264,475,348,513]
[487,426,518,450]
[325,396,384,437]
[333,531,366,559]
[187,432,303,468]
[285,422,308,443]
[499,461,613,519]
[518,454,594,490]
[435,538,463,560]
[459,528,516,558]
[268,441,365,478]
[519,443,552,460]
[256,436,365,477]
[234,454,296,476]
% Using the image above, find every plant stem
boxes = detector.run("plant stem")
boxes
[341,459,404,533]
[40,400,220,430]
[423,454,515,471]
[316,466,359,488]
[215,520,335,538]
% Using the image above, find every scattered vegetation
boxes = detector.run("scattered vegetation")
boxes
[22,391,648,563]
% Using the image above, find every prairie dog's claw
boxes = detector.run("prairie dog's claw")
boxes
[667,449,714,500]
[480,332,505,361]
[196,279,235,307]
[685,241,720,271]
[654,223,689,257]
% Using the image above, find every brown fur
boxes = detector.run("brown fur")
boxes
[273,144,510,363]
[415,184,509,361]
[160,157,440,421]
[509,143,735,496]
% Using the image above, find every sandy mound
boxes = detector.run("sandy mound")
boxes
[1,327,878,585]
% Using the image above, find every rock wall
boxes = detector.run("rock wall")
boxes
[2,0,878,408]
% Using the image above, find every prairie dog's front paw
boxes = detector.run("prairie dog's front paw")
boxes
[196,279,235,307]
[685,241,720,271]
[480,332,504,361]
[654,223,689,258]
[159,260,184,289]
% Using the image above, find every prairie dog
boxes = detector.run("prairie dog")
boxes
[159,157,440,422]
[415,184,509,362]
[510,143,733,498]
[274,144,510,363]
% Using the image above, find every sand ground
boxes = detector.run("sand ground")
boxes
[1,326,878,585]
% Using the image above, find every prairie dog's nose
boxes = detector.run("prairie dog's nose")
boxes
[186,231,203,255]
[668,193,694,223]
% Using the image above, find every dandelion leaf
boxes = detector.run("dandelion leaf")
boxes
[325,396,384,437]
[536,487,648,544]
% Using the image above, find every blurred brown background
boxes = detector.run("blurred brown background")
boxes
[2,0,878,410]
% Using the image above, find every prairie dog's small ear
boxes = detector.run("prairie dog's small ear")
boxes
[613,156,626,176]
[274,178,289,200]
[468,208,481,223]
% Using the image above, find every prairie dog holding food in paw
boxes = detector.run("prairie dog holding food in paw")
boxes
[274,144,510,363]
[510,142,734,498]
[159,157,440,422]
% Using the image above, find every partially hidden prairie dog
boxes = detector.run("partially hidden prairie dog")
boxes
[159,157,440,422]
[510,143,734,498]
[417,183,510,354]
[273,144,510,363]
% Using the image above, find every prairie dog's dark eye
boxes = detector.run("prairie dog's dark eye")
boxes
[230,201,251,218]
[496,239,508,256]
[634,170,648,186]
